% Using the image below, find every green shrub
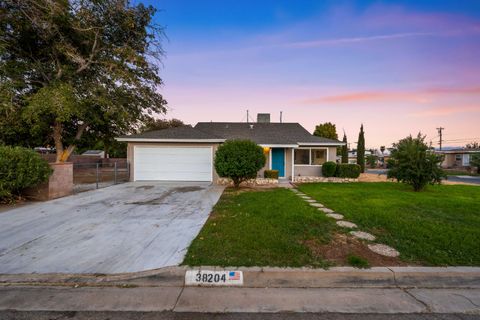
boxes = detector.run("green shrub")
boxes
[0,146,52,201]
[387,133,445,191]
[264,170,279,179]
[322,161,337,177]
[335,164,361,178]
[471,153,480,174]
[214,140,266,188]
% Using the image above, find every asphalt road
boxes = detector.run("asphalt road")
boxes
[1,311,479,320]
[446,175,480,185]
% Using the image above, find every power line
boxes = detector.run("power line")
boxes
[436,127,444,150]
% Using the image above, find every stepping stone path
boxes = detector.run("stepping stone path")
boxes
[326,213,344,220]
[336,221,357,229]
[350,231,376,241]
[368,244,399,257]
[291,188,401,259]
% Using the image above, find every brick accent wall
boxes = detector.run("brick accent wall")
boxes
[25,163,73,200]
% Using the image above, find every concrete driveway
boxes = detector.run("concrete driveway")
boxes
[0,182,224,274]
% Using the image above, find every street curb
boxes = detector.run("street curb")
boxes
[1,266,479,289]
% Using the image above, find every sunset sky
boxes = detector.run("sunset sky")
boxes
[143,0,480,149]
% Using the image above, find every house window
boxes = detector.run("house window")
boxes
[294,149,310,165]
[294,148,328,165]
[311,149,327,165]
[455,154,462,161]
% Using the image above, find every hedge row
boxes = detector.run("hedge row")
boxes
[0,146,52,201]
[321,161,361,179]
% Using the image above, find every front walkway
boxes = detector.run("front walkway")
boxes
[0,182,224,274]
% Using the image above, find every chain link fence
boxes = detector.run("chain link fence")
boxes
[73,160,130,193]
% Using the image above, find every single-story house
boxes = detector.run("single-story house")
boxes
[116,114,344,183]
[436,148,480,169]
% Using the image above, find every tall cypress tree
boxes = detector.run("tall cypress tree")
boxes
[341,133,348,163]
[357,124,365,173]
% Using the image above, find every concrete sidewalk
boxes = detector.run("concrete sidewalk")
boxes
[0,267,479,314]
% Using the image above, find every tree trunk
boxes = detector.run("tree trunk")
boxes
[104,141,109,159]
[54,122,88,163]
[53,121,64,163]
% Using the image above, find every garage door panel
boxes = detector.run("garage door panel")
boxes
[134,146,212,181]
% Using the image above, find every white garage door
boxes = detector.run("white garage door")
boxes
[134,146,213,181]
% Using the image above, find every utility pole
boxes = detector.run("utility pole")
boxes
[280,111,283,123]
[246,110,249,123]
[436,127,444,150]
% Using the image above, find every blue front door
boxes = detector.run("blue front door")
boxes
[271,148,285,177]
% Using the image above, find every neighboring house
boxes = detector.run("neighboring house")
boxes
[437,148,480,169]
[116,113,344,182]
[347,149,373,164]
[82,150,106,158]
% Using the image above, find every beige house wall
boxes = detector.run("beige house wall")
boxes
[441,154,455,168]
[258,148,293,179]
[127,143,340,182]
[292,146,337,178]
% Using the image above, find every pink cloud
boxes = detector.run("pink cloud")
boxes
[298,87,480,104]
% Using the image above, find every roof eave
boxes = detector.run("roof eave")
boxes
[115,138,226,143]
[297,142,345,146]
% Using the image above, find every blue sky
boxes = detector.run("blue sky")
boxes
[139,0,480,148]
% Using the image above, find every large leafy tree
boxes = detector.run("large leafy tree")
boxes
[0,0,167,162]
[387,133,445,191]
[356,124,365,173]
[313,122,338,140]
[140,118,185,133]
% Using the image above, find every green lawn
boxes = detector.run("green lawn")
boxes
[298,182,480,266]
[183,188,337,267]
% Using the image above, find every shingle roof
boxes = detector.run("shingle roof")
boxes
[117,125,222,140]
[194,122,342,145]
[117,122,343,146]
[437,148,480,153]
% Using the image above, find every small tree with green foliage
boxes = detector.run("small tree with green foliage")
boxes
[214,140,266,188]
[366,155,377,168]
[341,133,348,163]
[313,122,338,140]
[356,124,365,173]
[387,133,445,191]
[470,153,480,174]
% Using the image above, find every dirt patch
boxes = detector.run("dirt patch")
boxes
[441,180,478,186]
[0,199,33,214]
[358,173,395,183]
[305,233,409,267]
